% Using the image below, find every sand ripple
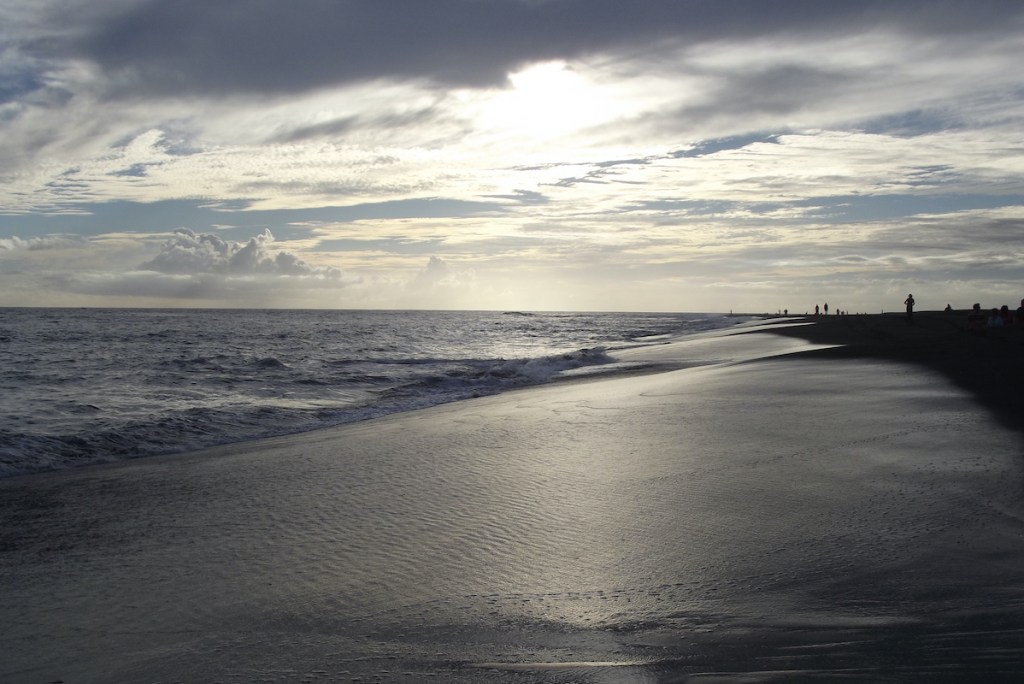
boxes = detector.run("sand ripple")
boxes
[3,354,1024,681]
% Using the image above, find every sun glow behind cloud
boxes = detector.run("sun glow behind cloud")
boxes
[473,62,628,142]
[2,0,1024,311]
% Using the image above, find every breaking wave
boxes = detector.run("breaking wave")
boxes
[0,309,745,477]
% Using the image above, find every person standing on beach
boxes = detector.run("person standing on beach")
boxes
[824,303,829,315]
[1000,305,1013,326]
[904,294,915,324]
[969,303,985,330]
[815,304,820,316]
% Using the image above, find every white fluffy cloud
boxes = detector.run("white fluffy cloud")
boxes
[411,255,451,287]
[0,235,85,251]
[140,228,341,278]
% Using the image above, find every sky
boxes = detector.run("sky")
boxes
[2,0,1024,313]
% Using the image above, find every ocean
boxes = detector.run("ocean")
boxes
[0,308,744,478]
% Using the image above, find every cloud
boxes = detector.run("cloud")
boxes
[140,228,341,278]
[39,0,1024,99]
[3,0,1024,313]
[1,227,351,307]
[269,107,457,144]
[0,234,85,251]
[411,255,451,287]
[678,64,861,121]
[408,255,480,291]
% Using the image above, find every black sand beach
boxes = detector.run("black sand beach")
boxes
[2,316,1023,683]
[765,311,1024,435]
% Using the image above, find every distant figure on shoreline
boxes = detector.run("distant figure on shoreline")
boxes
[824,303,829,315]
[904,294,915,324]
[815,304,820,316]
[968,303,985,330]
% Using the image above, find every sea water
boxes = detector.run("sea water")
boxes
[0,308,744,477]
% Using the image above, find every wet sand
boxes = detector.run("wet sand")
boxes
[2,317,1023,682]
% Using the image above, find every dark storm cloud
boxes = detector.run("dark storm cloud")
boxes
[49,0,1024,98]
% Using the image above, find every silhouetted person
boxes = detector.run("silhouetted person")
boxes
[1017,298,1024,325]
[815,304,820,316]
[904,294,915,323]
[968,303,985,330]
[987,308,1003,328]
[824,303,829,315]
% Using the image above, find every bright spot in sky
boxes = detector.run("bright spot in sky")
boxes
[477,61,618,140]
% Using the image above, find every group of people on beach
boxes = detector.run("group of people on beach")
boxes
[812,303,849,316]
[902,293,1024,328]
[964,299,1024,330]
[807,296,1023,328]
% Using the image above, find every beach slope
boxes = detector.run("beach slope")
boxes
[2,318,1023,682]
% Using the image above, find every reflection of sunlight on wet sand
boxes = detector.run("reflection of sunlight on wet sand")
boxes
[475,659,651,663]
[470,659,660,683]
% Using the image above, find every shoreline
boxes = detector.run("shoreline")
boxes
[3,310,1021,485]
[0,316,804,482]
[3,315,1023,681]
[6,310,1021,482]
